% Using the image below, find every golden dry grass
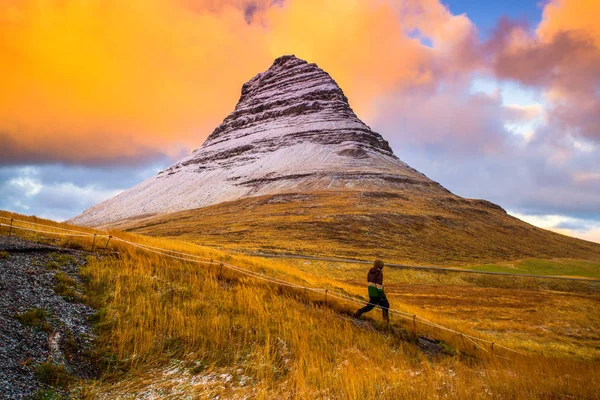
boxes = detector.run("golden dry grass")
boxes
[244,256,600,360]
[466,258,600,278]
[114,191,600,268]
[2,211,600,398]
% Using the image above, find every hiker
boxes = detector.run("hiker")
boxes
[354,259,390,322]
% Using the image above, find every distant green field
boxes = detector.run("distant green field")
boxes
[465,258,600,279]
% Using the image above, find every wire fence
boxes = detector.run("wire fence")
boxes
[0,215,528,358]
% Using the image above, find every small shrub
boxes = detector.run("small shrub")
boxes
[45,261,61,270]
[440,342,458,356]
[15,308,51,332]
[87,345,124,374]
[51,253,76,266]
[54,272,80,302]
[34,362,74,388]
[190,360,208,375]
[55,271,77,285]
[0,250,9,259]
[31,388,65,400]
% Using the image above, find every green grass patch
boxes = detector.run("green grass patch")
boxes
[54,272,81,302]
[45,261,61,270]
[465,258,600,278]
[31,388,66,400]
[46,253,76,270]
[34,362,74,389]
[15,308,52,332]
[49,252,76,267]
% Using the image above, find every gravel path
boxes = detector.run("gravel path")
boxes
[0,236,97,399]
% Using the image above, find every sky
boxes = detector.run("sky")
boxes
[0,0,599,244]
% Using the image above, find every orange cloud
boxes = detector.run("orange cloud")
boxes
[0,0,476,165]
[537,0,600,46]
[1,0,271,164]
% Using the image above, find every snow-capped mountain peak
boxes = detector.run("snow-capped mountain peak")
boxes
[71,55,447,226]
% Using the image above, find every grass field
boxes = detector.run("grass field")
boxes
[2,211,600,399]
[114,191,600,269]
[263,256,600,360]
[464,258,600,279]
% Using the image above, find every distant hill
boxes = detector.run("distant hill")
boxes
[112,191,600,266]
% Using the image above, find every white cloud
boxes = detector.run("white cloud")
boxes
[8,166,43,197]
[9,176,42,197]
[0,165,140,221]
[508,210,600,244]
[508,212,567,229]
[571,137,597,153]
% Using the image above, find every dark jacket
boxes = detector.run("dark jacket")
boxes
[367,266,384,297]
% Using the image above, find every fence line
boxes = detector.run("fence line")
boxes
[1,216,528,358]
[0,216,100,235]
[114,237,214,262]
[0,223,99,238]
[115,237,306,289]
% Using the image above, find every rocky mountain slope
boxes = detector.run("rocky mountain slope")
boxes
[71,55,447,227]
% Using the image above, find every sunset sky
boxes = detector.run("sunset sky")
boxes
[1,0,599,243]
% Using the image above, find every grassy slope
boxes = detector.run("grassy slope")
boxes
[466,258,600,278]
[114,191,600,269]
[268,256,600,359]
[2,210,599,399]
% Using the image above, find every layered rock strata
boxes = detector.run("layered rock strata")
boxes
[72,55,448,226]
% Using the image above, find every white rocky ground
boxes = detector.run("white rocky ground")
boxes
[71,55,447,227]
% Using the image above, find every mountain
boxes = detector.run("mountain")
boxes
[70,55,447,227]
[70,55,600,266]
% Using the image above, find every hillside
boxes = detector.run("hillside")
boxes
[1,211,599,399]
[114,191,600,267]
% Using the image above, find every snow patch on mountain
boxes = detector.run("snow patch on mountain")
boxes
[71,55,447,226]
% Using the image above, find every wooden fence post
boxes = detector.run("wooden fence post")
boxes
[8,218,13,237]
[103,235,112,250]
[219,262,224,278]
[91,234,97,252]
[325,289,328,305]
[413,314,417,335]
